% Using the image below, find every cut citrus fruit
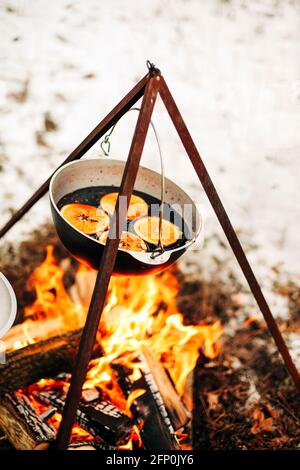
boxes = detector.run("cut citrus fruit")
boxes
[98,230,147,252]
[133,216,182,247]
[60,203,109,235]
[100,192,148,220]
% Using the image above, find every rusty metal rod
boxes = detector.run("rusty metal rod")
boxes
[159,76,300,392]
[54,72,161,450]
[0,73,149,239]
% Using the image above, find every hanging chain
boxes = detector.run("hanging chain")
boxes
[99,107,165,257]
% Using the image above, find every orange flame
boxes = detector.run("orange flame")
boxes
[24,245,85,326]
[6,245,223,447]
[84,269,222,398]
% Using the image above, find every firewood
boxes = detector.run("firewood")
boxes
[112,347,183,450]
[2,256,96,353]
[82,401,133,444]
[139,344,190,429]
[0,392,55,450]
[0,391,113,450]
[0,329,101,397]
[35,389,132,446]
[2,316,84,352]
[67,442,97,450]
[183,369,194,412]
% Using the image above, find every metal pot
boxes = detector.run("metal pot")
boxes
[49,158,202,276]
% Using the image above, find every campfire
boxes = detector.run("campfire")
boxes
[0,244,222,450]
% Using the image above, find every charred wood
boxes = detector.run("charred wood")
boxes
[2,317,79,353]
[0,391,118,450]
[0,392,55,450]
[67,442,99,450]
[112,347,184,450]
[0,329,101,397]
[139,344,190,429]
[35,389,132,446]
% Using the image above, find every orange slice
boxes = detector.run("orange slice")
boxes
[60,204,109,235]
[98,230,147,252]
[100,192,148,221]
[133,216,181,247]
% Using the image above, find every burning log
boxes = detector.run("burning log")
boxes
[139,345,190,430]
[67,442,98,450]
[0,392,55,450]
[2,258,97,352]
[112,346,188,450]
[0,329,101,396]
[0,391,112,450]
[35,389,132,446]
[2,317,81,352]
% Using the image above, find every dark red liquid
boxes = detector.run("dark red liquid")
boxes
[58,186,191,252]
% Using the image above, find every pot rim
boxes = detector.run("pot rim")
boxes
[49,158,202,257]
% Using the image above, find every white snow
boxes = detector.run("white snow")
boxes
[0,0,299,314]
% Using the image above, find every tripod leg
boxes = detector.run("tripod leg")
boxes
[0,73,149,239]
[53,73,161,450]
[159,76,300,392]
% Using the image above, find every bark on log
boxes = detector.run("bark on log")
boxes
[2,317,80,352]
[35,390,131,446]
[67,442,97,450]
[139,344,190,430]
[0,392,55,450]
[0,392,108,450]
[0,329,102,397]
[112,347,183,450]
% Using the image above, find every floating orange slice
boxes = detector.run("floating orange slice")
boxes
[100,192,148,221]
[133,216,181,247]
[98,230,147,252]
[60,204,109,235]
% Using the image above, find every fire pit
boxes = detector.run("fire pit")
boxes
[0,227,299,450]
[0,231,221,450]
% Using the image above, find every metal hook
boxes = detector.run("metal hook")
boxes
[146,60,160,76]
[100,123,117,156]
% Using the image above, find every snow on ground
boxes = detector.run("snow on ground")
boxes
[0,0,299,316]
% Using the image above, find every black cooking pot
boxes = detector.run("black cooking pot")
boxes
[49,158,202,276]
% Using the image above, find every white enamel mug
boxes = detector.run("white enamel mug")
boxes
[0,272,17,338]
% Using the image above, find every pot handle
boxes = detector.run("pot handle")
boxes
[100,108,166,257]
[129,250,171,266]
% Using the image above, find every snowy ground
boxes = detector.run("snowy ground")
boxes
[0,0,300,316]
